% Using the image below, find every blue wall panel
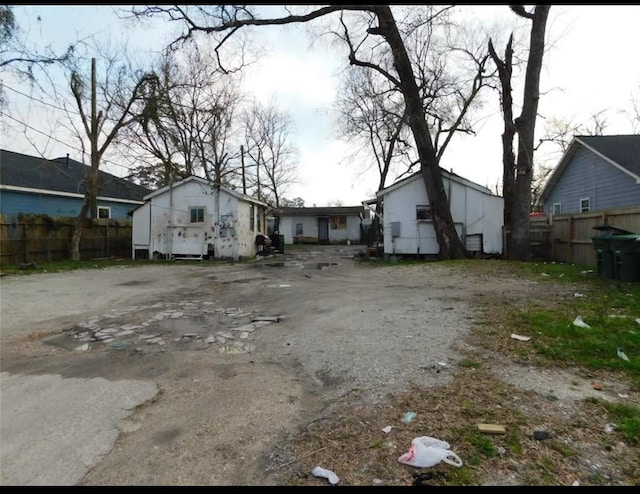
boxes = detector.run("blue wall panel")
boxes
[0,190,138,220]
[544,148,640,215]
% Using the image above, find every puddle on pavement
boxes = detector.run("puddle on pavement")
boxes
[156,315,219,338]
[263,261,338,270]
[42,333,93,351]
[304,262,338,270]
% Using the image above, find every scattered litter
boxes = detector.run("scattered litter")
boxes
[397,436,463,468]
[74,343,90,352]
[252,316,280,322]
[279,284,291,288]
[573,292,584,298]
[636,318,640,325]
[402,411,417,423]
[572,480,580,486]
[312,466,339,485]
[592,381,603,390]
[437,361,448,367]
[533,430,551,441]
[580,269,593,274]
[617,347,630,362]
[618,393,629,399]
[608,314,628,318]
[372,478,383,485]
[572,315,591,328]
[476,423,507,434]
[540,273,550,277]
[605,423,617,433]
[511,333,531,342]
[110,341,128,350]
[382,426,393,434]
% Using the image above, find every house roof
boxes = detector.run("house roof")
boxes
[540,135,640,201]
[0,149,151,201]
[143,175,270,208]
[376,168,496,197]
[277,206,364,217]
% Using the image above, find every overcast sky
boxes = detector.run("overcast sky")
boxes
[3,5,639,206]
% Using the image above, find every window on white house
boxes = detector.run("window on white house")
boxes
[553,203,561,216]
[330,215,347,229]
[416,204,432,220]
[580,198,590,213]
[296,223,303,235]
[190,207,205,223]
[97,206,111,219]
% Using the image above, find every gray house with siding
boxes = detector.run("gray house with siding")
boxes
[0,149,151,221]
[277,206,367,245]
[540,135,640,217]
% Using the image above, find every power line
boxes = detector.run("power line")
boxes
[2,84,81,116]
[0,110,136,174]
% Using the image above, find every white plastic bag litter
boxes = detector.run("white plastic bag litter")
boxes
[397,436,463,468]
[312,466,339,485]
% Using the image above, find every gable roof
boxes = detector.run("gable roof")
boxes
[377,167,496,198]
[143,175,270,208]
[540,135,640,201]
[0,149,151,201]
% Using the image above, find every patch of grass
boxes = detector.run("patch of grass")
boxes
[598,401,640,445]
[460,258,640,448]
[458,360,481,369]
[469,433,497,458]
[0,256,235,275]
[547,439,578,458]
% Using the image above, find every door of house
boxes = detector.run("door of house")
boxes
[318,217,329,244]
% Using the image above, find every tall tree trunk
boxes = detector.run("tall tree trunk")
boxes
[509,5,550,261]
[70,199,90,260]
[488,35,516,254]
[373,6,466,260]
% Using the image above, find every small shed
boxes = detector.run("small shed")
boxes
[132,176,271,260]
[377,169,504,258]
[277,206,367,245]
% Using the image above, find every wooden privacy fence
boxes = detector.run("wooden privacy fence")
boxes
[0,214,133,266]
[548,206,640,268]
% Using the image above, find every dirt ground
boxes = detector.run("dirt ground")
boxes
[1,245,638,486]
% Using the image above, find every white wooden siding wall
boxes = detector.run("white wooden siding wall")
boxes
[382,175,503,255]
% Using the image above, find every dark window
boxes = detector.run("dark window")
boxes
[97,206,110,219]
[580,198,590,213]
[416,205,432,220]
[190,207,205,223]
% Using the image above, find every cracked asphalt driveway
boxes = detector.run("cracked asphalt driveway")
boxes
[1,244,490,485]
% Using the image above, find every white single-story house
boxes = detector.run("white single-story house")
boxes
[132,176,271,260]
[277,206,368,245]
[376,169,504,258]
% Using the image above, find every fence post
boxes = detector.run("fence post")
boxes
[21,223,27,263]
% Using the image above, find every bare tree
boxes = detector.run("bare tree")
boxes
[335,66,409,196]
[0,6,76,107]
[66,54,155,260]
[629,84,640,133]
[130,5,468,259]
[123,47,245,189]
[489,5,551,261]
[242,97,299,208]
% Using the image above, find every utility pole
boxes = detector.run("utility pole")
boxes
[89,57,99,219]
[241,145,246,194]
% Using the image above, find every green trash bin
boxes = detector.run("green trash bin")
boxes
[611,234,640,282]
[592,225,633,279]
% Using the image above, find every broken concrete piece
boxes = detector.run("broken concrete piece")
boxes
[510,333,531,342]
